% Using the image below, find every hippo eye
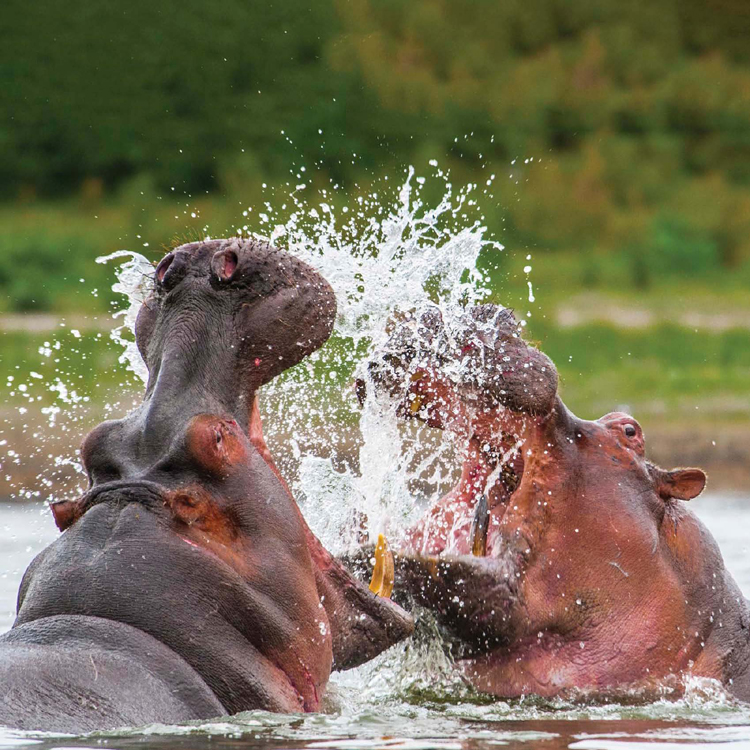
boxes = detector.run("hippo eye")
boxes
[624,424,637,438]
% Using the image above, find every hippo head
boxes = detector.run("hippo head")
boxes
[22,240,412,715]
[356,303,749,700]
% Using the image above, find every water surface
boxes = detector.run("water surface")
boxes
[1,494,749,750]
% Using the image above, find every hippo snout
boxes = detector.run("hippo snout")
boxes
[50,479,166,531]
[81,239,339,505]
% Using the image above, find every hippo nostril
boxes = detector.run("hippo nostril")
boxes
[155,253,175,285]
[81,420,126,487]
[210,249,239,283]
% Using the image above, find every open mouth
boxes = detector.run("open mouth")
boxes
[356,434,525,624]
[343,435,526,588]
[469,439,525,558]
[366,353,529,560]
[337,433,529,649]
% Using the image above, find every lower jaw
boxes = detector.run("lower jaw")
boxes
[459,653,690,703]
[457,635,700,703]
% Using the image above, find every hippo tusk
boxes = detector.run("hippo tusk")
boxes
[369,534,395,599]
[470,494,490,557]
[409,394,424,414]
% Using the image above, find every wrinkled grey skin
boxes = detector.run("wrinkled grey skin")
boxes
[0,240,413,733]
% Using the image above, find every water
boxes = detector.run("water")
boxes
[2,169,750,747]
[1,495,749,749]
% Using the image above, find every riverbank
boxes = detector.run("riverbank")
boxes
[2,303,749,500]
[2,411,748,503]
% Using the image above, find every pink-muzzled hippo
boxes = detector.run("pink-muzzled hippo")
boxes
[356,303,750,702]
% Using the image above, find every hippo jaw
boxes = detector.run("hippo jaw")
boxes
[362,430,538,651]
[42,239,413,715]
[354,303,561,647]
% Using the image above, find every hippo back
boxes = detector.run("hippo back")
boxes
[14,500,321,714]
[0,615,224,732]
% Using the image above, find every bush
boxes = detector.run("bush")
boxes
[647,215,720,277]
[0,234,116,313]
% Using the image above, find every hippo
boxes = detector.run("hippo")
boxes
[355,303,750,702]
[0,239,413,733]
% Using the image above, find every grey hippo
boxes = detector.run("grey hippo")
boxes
[0,240,413,732]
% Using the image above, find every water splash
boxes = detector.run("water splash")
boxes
[4,166,750,747]
[30,167,503,552]
[246,166,504,550]
[86,168,502,550]
[279,167,497,339]
[96,250,155,385]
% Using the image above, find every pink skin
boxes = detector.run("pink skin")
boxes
[398,367,527,558]
[405,435,525,557]
[365,305,750,702]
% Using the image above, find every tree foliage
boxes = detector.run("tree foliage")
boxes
[3,0,750,309]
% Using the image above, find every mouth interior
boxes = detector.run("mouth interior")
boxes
[498,443,524,503]
[469,436,525,557]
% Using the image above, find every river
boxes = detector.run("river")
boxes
[1,493,749,750]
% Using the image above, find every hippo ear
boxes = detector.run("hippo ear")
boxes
[49,500,83,531]
[658,468,707,501]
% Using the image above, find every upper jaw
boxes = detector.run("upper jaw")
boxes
[140,240,337,402]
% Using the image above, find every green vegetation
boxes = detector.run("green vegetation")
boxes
[2,321,749,429]
[536,322,750,423]
[1,0,750,436]
[3,1,750,312]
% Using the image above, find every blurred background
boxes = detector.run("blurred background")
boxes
[2,0,750,500]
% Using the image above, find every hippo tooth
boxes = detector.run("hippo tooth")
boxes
[470,494,490,557]
[369,534,395,599]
